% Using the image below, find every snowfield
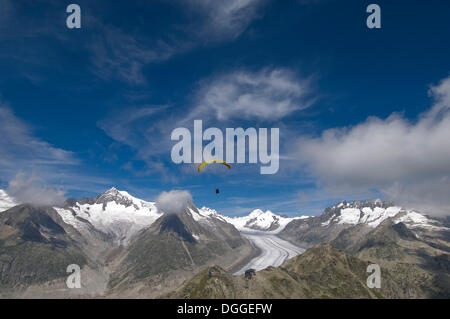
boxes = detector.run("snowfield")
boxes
[234,231,305,274]
[335,204,402,228]
[56,188,162,245]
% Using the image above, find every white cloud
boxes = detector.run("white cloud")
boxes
[155,190,193,214]
[7,171,66,206]
[188,68,314,122]
[294,75,450,216]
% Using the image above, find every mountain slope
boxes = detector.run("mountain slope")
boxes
[165,243,410,299]
[0,204,88,293]
[107,206,258,297]
[0,188,260,297]
[344,220,450,298]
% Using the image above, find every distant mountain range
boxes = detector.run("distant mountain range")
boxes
[0,188,448,298]
[280,199,446,247]
[220,208,306,233]
[279,199,450,298]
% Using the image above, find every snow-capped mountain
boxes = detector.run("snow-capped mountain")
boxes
[209,208,305,233]
[279,198,448,249]
[0,189,17,212]
[321,199,442,229]
[55,187,162,245]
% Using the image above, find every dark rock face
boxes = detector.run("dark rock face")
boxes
[158,214,196,243]
[94,188,138,210]
[2,205,66,243]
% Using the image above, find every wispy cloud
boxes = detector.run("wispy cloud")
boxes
[293,75,450,216]
[186,68,315,123]
[1,1,269,86]
[90,1,268,85]
[0,102,77,175]
[98,67,314,179]
[97,104,178,180]
[0,98,115,197]
[97,106,167,148]
[183,0,268,40]
[90,25,181,85]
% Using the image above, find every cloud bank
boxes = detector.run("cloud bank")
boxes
[295,75,450,216]
[7,171,66,206]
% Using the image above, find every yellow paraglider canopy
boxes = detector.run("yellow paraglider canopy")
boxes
[197,160,231,172]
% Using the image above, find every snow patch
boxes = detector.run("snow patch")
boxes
[394,211,445,230]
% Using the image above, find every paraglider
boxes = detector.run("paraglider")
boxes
[197,160,231,172]
[197,160,231,194]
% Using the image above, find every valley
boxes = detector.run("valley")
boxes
[234,231,305,274]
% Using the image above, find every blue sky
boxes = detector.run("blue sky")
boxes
[1,0,450,216]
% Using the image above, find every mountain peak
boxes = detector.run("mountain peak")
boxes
[56,188,160,245]
[100,187,122,198]
[248,209,273,217]
[223,208,300,233]
[96,187,137,208]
